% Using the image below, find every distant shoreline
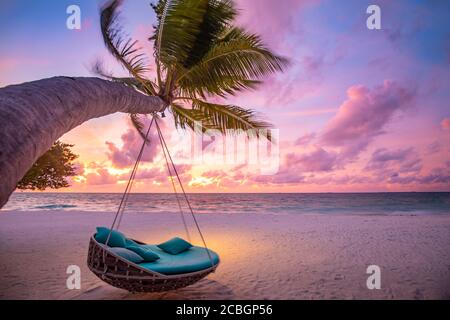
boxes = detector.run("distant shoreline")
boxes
[9,191,450,194]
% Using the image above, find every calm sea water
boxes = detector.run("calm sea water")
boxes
[2,192,450,215]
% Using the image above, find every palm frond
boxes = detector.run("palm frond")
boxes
[129,114,151,143]
[181,0,237,68]
[170,103,211,132]
[151,0,205,67]
[151,0,235,69]
[170,97,274,140]
[178,76,261,99]
[191,99,272,131]
[176,27,289,97]
[100,0,156,95]
[91,60,158,96]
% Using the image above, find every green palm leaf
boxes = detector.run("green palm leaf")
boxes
[176,27,289,98]
[174,99,272,140]
[91,60,157,95]
[152,0,236,69]
[100,0,157,95]
[151,0,207,68]
[170,103,212,131]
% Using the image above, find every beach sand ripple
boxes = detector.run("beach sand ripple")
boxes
[0,211,449,299]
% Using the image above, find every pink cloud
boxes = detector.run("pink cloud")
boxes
[199,169,245,186]
[85,169,117,185]
[184,144,449,189]
[389,168,450,186]
[168,164,192,177]
[294,132,316,146]
[365,147,422,175]
[124,164,191,185]
[201,170,226,178]
[105,142,131,168]
[321,80,416,157]
[286,147,338,172]
[235,0,318,51]
[115,168,169,186]
[250,170,305,185]
[441,118,450,130]
[73,162,85,175]
[225,79,445,189]
[134,168,163,180]
[106,119,161,168]
[426,141,441,154]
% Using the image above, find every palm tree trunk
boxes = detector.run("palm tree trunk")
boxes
[0,76,166,208]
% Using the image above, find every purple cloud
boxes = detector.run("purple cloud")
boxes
[365,147,422,174]
[426,141,441,154]
[85,169,117,185]
[321,80,416,158]
[106,120,160,168]
[286,147,338,172]
[294,132,316,146]
[388,166,450,185]
[235,0,318,51]
[133,168,164,180]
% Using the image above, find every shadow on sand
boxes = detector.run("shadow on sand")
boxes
[75,278,235,300]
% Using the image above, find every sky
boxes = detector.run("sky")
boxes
[1,0,449,193]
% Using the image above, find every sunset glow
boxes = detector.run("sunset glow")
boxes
[1,0,449,193]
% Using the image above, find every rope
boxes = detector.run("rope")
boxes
[105,116,155,246]
[156,121,191,242]
[154,119,214,267]
[116,143,142,230]
[115,158,138,230]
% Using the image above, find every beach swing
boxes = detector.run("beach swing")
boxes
[87,115,219,292]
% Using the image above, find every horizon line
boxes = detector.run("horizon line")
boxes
[12,191,450,194]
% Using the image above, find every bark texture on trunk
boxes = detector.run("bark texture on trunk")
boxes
[0,76,166,208]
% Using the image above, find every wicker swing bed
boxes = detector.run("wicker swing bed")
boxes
[87,116,219,292]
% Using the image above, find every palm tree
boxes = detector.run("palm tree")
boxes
[96,0,288,141]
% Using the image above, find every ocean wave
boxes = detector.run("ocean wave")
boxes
[2,192,448,215]
[34,204,77,210]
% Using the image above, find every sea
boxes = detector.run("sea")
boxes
[2,192,450,215]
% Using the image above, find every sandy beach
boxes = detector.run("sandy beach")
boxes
[0,210,449,300]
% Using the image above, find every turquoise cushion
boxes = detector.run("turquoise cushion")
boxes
[109,247,144,263]
[125,238,139,247]
[157,237,192,255]
[95,227,127,248]
[126,245,160,262]
[139,245,219,275]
